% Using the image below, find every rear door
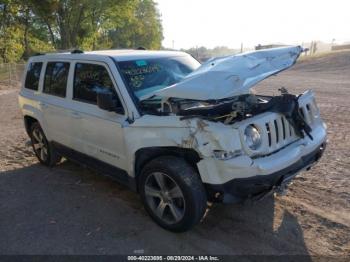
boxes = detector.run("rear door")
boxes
[40,61,73,145]
[69,61,128,170]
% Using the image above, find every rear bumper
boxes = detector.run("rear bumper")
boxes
[205,141,326,203]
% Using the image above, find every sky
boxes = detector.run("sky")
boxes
[155,0,350,49]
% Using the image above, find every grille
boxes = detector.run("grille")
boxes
[264,115,296,150]
[263,102,315,151]
[237,92,318,157]
[299,102,316,126]
[264,103,314,150]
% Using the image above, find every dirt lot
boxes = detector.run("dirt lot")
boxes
[0,52,349,256]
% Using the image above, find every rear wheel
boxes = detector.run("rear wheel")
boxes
[29,122,61,166]
[139,156,207,232]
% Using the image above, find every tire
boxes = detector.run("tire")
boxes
[139,156,207,232]
[29,122,61,167]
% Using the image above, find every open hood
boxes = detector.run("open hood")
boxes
[153,46,303,101]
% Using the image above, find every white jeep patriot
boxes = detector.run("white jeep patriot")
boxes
[19,46,327,232]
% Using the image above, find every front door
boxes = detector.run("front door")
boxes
[69,61,128,171]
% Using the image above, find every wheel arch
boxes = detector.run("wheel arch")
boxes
[24,115,39,135]
[134,146,202,190]
[21,103,47,138]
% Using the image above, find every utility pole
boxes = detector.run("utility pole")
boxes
[331,38,336,49]
[310,41,313,55]
[240,42,243,53]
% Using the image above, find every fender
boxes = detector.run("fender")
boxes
[124,125,192,176]
[21,103,50,140]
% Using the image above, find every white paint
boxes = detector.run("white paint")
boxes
[154,46,303,100]
[19,50,327,188]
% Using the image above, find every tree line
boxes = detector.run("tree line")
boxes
[182,46,240,62]
[0,0,163,62]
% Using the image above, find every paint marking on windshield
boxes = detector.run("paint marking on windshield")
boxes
[136,60,147,66]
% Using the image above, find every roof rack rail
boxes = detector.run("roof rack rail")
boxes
[136,46,146,50]
[33,52,45,56]
[71,49,84,54]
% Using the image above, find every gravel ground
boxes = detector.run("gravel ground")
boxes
[0,52,349,256]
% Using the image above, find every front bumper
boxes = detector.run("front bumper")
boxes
[205,142,326,203]
[197,122,327,203]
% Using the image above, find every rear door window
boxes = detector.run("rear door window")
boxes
[43,62,70,97]
[24,62,42,91]
[73,63,119,105]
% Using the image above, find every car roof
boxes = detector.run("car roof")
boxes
[88,50,189,61]
[30,49,190,62]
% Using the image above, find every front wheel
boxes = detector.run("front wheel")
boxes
[139,156,207,232]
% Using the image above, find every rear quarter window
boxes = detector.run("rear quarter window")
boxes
[24,62,42,91]
[43,62,70,97]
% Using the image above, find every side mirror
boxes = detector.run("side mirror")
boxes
[97,92,124,114]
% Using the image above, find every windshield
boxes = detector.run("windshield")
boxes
[116,55,200,100]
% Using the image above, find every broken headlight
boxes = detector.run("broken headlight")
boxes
[244,124,262,150]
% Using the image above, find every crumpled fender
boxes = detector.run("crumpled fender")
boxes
[182,119,242,157]
[125,115,242,175]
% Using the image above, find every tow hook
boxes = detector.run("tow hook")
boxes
[201,201,213,222]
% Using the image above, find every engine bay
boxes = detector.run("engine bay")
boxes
[140,88,313,140]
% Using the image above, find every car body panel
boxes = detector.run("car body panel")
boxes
[153,46,303,100]
[197,121,326,184]
[18,48,327,203]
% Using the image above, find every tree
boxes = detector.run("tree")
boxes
[0,1,24,62]
[28,0,162,50]
[0,0,163,62]
[108,0,163,49]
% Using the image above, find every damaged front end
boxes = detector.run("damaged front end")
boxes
[139,88,326,203]
[123,46,327,203]
[140,88,314,141]
[138,46,313,140]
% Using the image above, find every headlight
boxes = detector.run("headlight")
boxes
[244,124,262,150]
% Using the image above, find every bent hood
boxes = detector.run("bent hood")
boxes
[153,46,303,100]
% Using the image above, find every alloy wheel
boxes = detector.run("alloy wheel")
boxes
[32,128,48,162]
[144,172,186,224]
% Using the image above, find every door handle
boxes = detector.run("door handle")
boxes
[71,111,82,119]
[39,102,48,108]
